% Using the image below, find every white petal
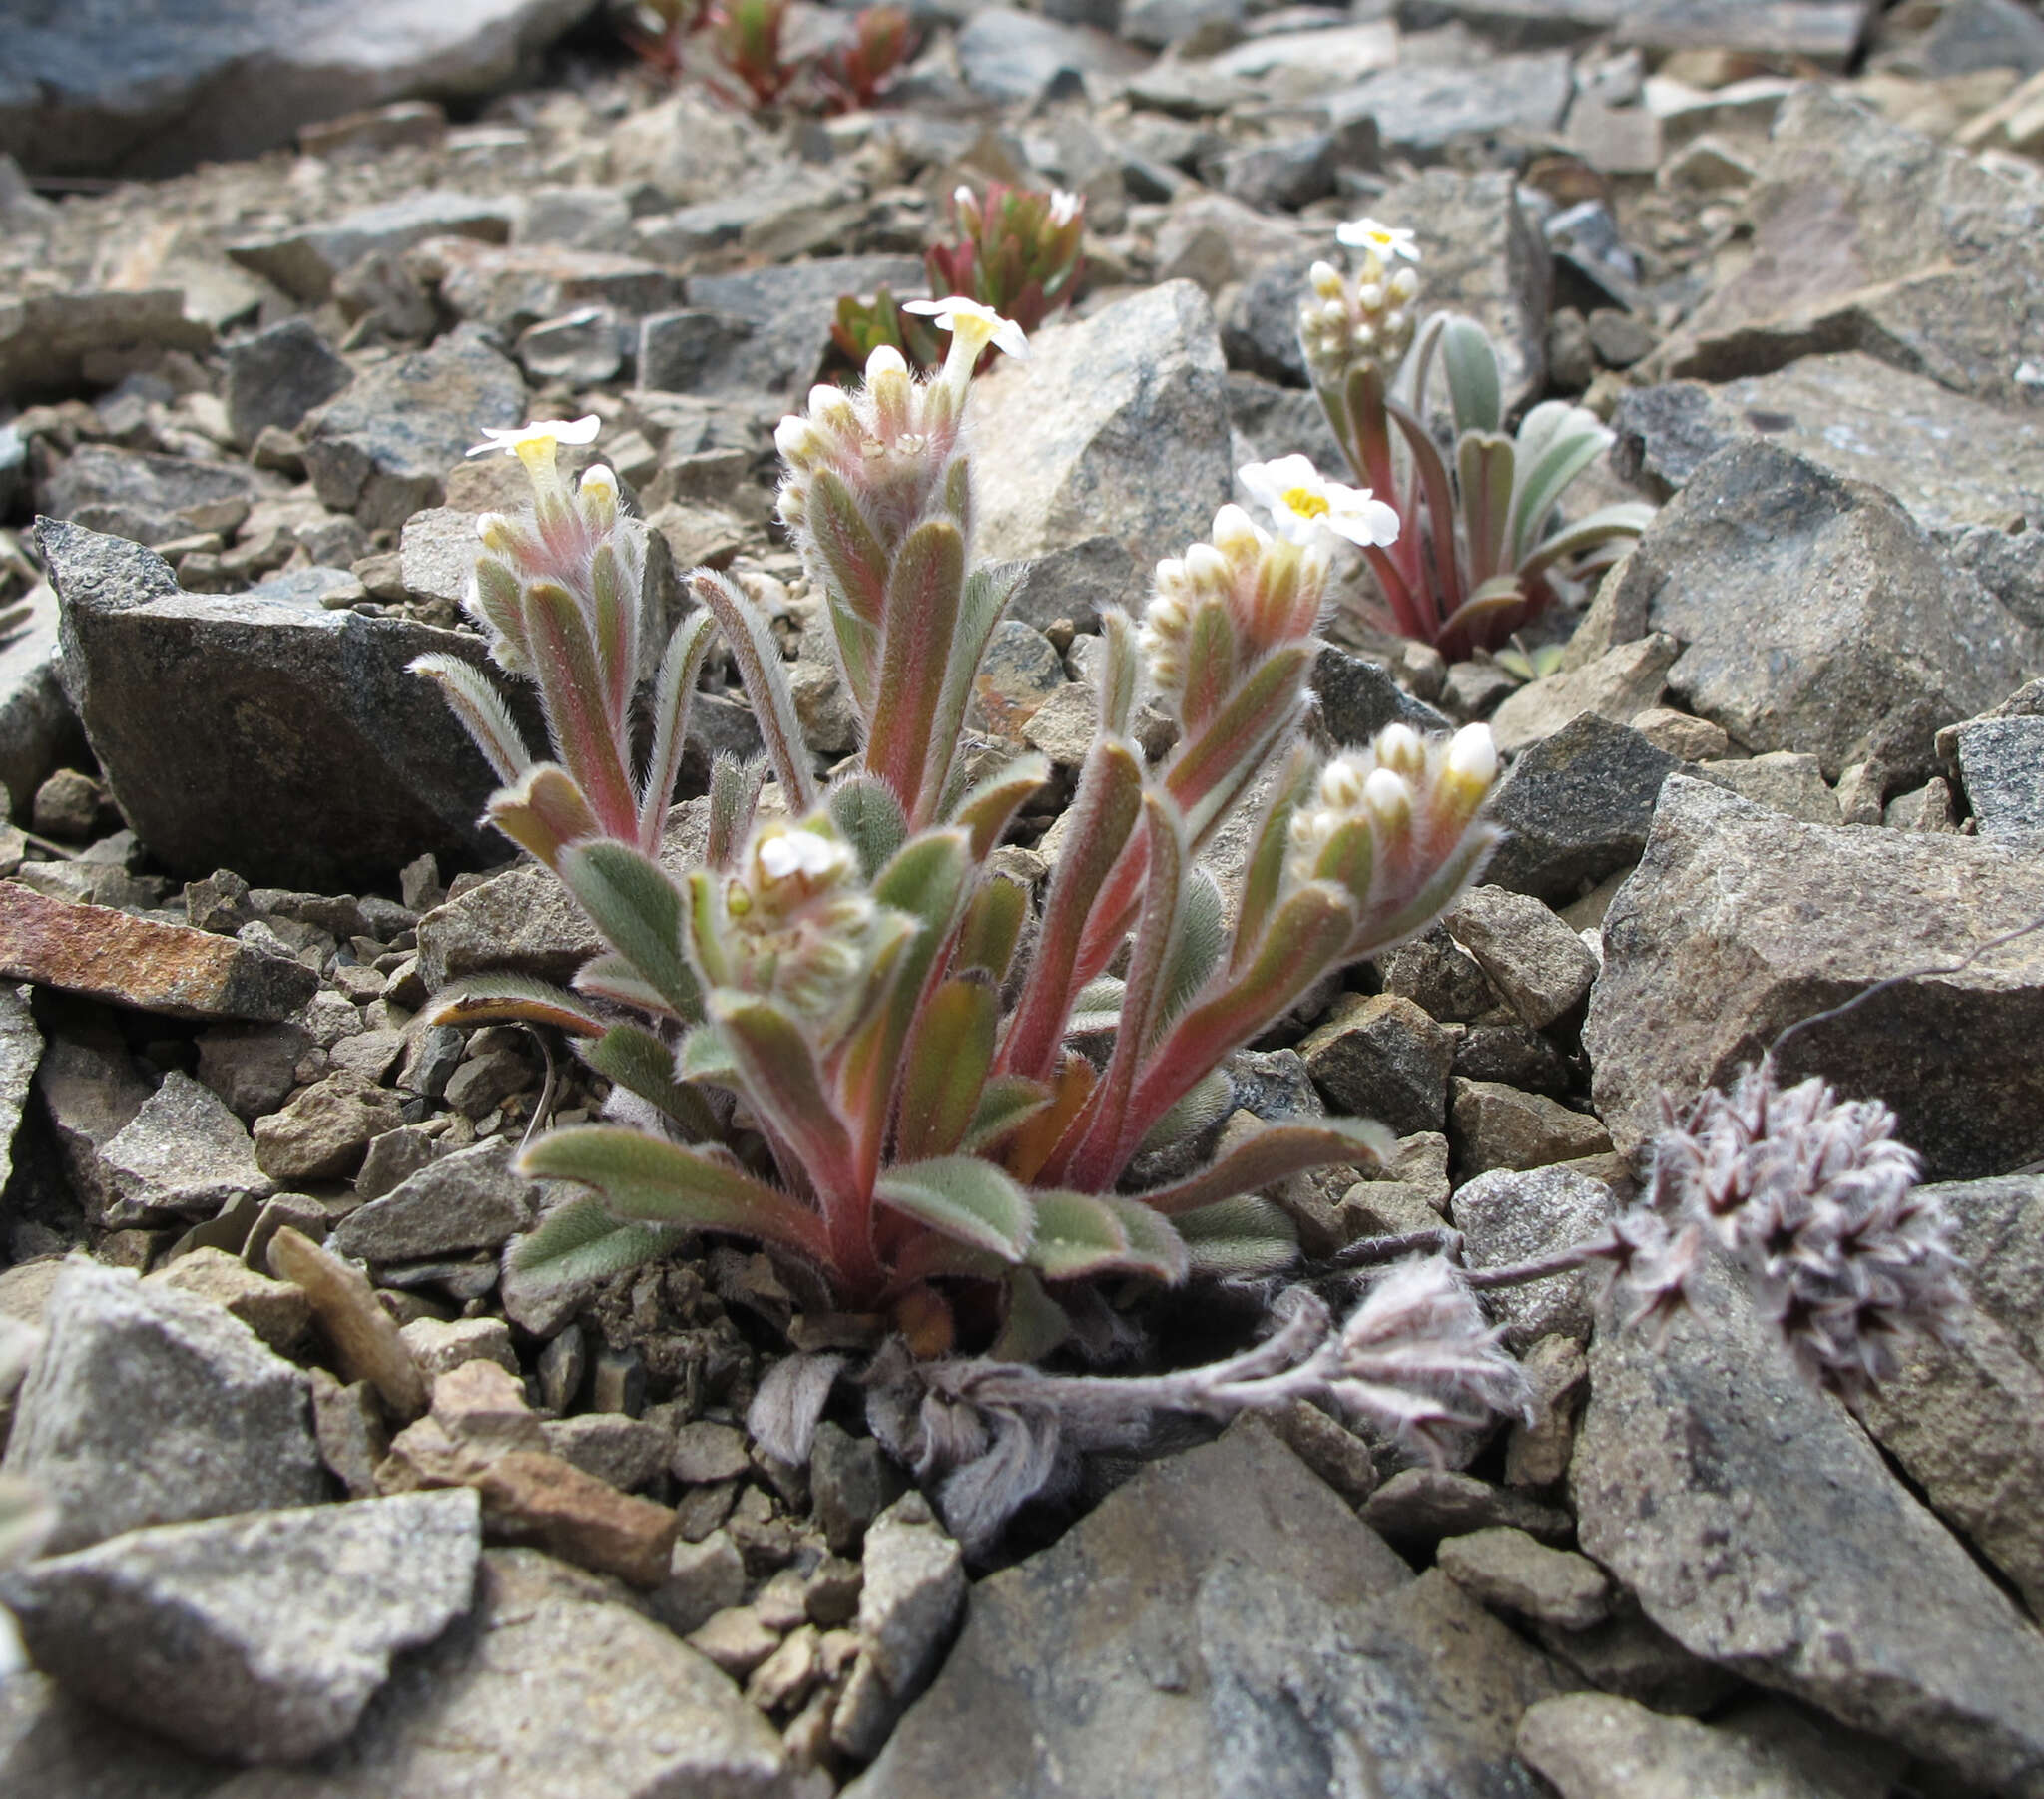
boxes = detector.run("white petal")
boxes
[900,298,948,317]
[991,316,1031,359]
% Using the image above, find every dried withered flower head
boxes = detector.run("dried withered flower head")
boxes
[1615,1060,1965,1397]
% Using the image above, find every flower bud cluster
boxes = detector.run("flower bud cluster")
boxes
[1141,504,1329,708]
[711,820,901,1036]
[1297,220,1422,392]
[466,419,639,680]
[1286,721,1498,912]
[775,342,971,558]
[1626,1061,1964,1397]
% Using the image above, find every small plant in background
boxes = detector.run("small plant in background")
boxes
[816,3,917,112]
[832,184,1086,377]
[1298,219,1654,661]
[708,0,802,108]
[618,0,713,81]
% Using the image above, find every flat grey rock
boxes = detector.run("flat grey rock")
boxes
[39,518,529,888]
[1574,1256,2044,1796]
[1484,713,1679,905]
[1327,51,1573,162]
[1450,1166,1615,1347]
[684,255,924,397]
[2,1258,322,1554]
[0,0,599,179]
[0,986,37,1201]
[1610,356,2044,533]
[210,1549,789,1798]
[1608,440,2039,780]
[847,1420,1572,1799]
[90,1070,275,1229]
[328,1140,540,1264]
[970,279,1234,576]
[1586,775,2044,1178]
[0,1491,482,1763]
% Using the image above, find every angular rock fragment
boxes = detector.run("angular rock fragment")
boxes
[1586,776,2044,1177]
[0,882,316,1021]
[2,1258,323,1554]
[1574,1258,2044,1795]
[1610,441,2038,780]
[328,1140,539,1264]
[0,1490,482,1763]
[1484,713,1678,904]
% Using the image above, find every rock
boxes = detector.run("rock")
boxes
[0,1490,481,1763]
[198,1024,313,1122]
[652,1530,749,1636]
[1,7,595,178]
[1649,86,2044,415]
[1310,647,1452,747]
[1208,134,1337,215]
[146,1248,310,1355]
[1381,924,1499,1023]
[254,1071,406,1184]
[416,239,683,339]
[846,1421,1570,1797]
[229,194,514,304]
[201,1549,788,1796]
[1361,1467,1572,1547]
[90,1071,274,1227]
[1610,358,2044,534]
[682,256,924,397]
[1327,51,1574,164]
[1574,1255,2044,1795]
[223,318,354,449]
[1,1257,323,1554]
[671,1420,752,1485]
[1515,1691,1902,1799]
[267,1226,429,1420]
[1608,442,2036,780]
[1484,713,1678,904]
[0,987,37,1200]
[1855,1173,2044,1614]
[0,581,77,810]
[38,443,276,546]
[0,288,213,404]
[1584,776,2044,1178]
[1438,1529,1611,1630]
[301,325,524,531]
[469,1451,677,1588]
[955,9,1125,104]
[1018,682,1097,768]
[856,1496,965,1711]
[1695,750,1838,823]
[1909,0,2044,77]
[1489,636,1679,755]
[1952,714,2044,834]
[969,281,1234,576]
[415,861,600,988]
[0,882,315,1021]
[329,1140,539,1264]
[1299,993,1456,1136]
[39,518,531,887]
[1450,1166,1616,1347]
[518,305,624,385]
[540,1415,669,1494]
[1450,1079,1613,1176]
[1446,887,1598,1029]
[810,1423,906,1556]
[401,1317,519,1379]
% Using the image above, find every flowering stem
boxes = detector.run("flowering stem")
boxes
[1458,1243,1600,1290]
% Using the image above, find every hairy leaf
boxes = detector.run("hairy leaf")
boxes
[1129,1117,1396,1215]
[638,610,719,854]
[509,1193,683,1289]
[896,975,998,1161]
[410,654,534,784]
[417,973,607,1036]
[693,570,817,811]
[557,840,700,1019]
[874,1156,1035,1261]
[1174,1195,1299,1277]
[585,1023,718,1139]
[829,774,910,879]
[865,518,966,823]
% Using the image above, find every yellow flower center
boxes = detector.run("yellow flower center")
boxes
[1282,487,1330,520]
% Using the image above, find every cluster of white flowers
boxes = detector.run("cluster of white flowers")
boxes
[1298,215,1423,389]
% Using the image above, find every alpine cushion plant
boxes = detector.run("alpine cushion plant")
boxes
[413,298,1508,1362]
[1298,218,1655,661]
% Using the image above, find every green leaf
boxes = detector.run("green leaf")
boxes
[1095,608,1141,737]
[486,762,598,871]
[678,1020,741,1086]
[638,611,719,853]
[828,775,909,879]
[920,560,1026,826]
[692,570,818,812]
[806,467,889,630]
[895,976,997,1161]
[1439,315,1502,435]
[873,1156,1034,1261]
[1156,867,1225,1042]
[990,1269,1072,1360]
[1457,432,1516,587]
[1164,645,1313,846]
[1232,743,1315,970]
[1135,1068,1233,1155]
[585,1023,719,1139]
[520,581,639,838]
[1027,1190,1189,1283]
[712,996,859,1193]
[417,974,608,1036]
[410,653,533,784]
[1508,410,1615,566]
[960,1074,1054,1152]
[954,874,1028,982]
[1519,502,1654,582]
[865,518,966,824]
[521,1124,827,1256]
[950,753,1049,859]
[575,953,683,1019]
[508,1193,682,1290]
[1175,1195,1298,1278]
[556,840,700,1019]
[1129,1117,1397,1216]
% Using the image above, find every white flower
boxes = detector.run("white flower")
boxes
[756,827,848,884]
[1335,218,1420,263]
[1238,456,1401,550]
[1047,188,1083,228]
[902,296,1030,362]
[467,415,602,459]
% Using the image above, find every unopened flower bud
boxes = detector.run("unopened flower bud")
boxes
[1209,503,1264,558]
[1184,542,1231,595]
[1445,723,1498,788]
[776,415,820,462]
[1375,722,1424,776]
[865,344,908,381]
[1363,766,1412,829]
[1389,267,1420,304]
[1318,754,1366,811]
[1309,260,1342,299]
